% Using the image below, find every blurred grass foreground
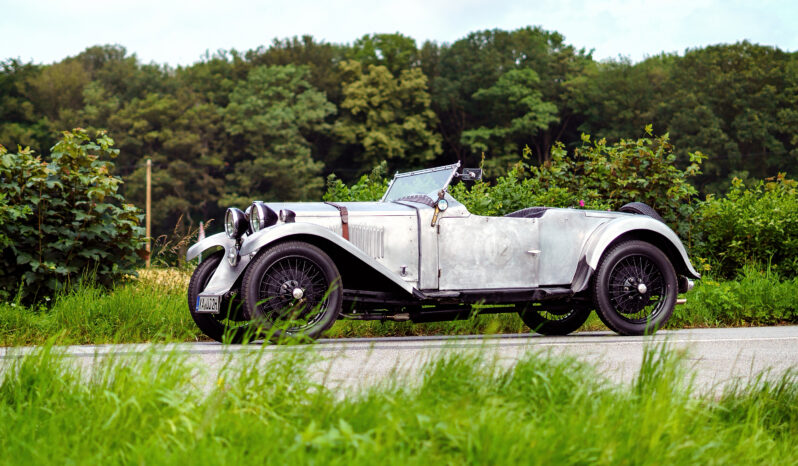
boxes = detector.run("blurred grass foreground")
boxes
[0,345,796,464]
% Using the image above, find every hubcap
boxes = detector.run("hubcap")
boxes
[292,288,304,299]
[637,283,647,294]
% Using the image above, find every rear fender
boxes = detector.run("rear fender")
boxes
[571,216,701,293]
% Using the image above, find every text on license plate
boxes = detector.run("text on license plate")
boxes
[196,295,221,314]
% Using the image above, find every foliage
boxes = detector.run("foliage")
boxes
[1,347,798,464]
[535,127,704,233]
[460,68,558,176]
[0,130,144,301]
[451,127,703,231]
[691,174,798,277]
[1,32,796,245]
[323,162,390,202]
[673,267,798,327]
[222,64,334,206]
[334,60,442,170]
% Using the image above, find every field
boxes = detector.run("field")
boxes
[1,266,797,346]
[0,344,796,464]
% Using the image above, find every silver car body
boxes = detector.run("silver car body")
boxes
[187,164,700,306]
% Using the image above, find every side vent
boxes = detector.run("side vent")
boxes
[350,225,385,259]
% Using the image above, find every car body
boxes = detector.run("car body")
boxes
[186,163,700,342]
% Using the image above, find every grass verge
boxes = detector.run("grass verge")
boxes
[0,345,796,464]
[1,266,796,346]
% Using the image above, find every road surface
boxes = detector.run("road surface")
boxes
[2,326,797,392]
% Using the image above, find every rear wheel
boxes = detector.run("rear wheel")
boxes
[518,305,591,336]
[241,241,343,340]
[592,240,677,335]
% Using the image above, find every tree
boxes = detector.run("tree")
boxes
[349,33,419,76]
[222,65,334,206]
[460,68,558,174]
[431,27,592,166]
[333,60,442,171]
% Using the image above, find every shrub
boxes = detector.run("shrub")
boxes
[691,174,798,278]
[0,129,145,301]
[323,162,389,202]
[530,126,705,235]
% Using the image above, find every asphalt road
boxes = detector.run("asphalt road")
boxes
[2,326,797,393]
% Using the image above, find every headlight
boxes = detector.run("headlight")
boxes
[224,208,248,239]
[249,201,277,232]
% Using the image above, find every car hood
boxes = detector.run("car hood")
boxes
[262,201,417,219]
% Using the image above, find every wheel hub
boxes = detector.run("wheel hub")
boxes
[637,283,647,294]
[279,280,304,299]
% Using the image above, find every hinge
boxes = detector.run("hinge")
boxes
[438,269,441,278]
[437,224,440,234]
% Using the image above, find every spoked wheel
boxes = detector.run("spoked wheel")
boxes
[593,240,677,335]
[517,305,591,336]
[187,251,249,343]
[242,241,342,340]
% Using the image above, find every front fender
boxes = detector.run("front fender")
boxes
[240,223,415,294]
[572,216,701,293]
[186,232,234,261]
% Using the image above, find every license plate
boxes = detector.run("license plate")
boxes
[196,295,221,314]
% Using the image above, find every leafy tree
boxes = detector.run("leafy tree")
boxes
[222,65,334,206]
[349,33,419,76]
[460,68,558,175]
[333,60,442,170]
[0,59,50,152]
[431,27,591,165]
[659,42,798,191]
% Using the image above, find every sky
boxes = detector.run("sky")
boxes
[1,0,796,66]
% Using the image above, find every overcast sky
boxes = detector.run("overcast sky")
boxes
[1,0,796,66]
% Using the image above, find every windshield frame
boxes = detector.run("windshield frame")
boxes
[381,162,461,202]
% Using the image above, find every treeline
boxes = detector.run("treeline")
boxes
[1,27,797,239]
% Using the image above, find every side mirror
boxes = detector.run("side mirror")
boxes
[459,168,483,181]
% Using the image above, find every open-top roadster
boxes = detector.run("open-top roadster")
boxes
[187,163,699,342]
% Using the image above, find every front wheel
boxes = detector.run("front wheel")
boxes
[241,241,343,340]
[518,305,591,336]
[187,251,248,343]
[592,240,677,335]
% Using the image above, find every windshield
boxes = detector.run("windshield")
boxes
[382,163,460,202]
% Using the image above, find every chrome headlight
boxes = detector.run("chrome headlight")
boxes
[249,201,277,232]
[224,208,248,239]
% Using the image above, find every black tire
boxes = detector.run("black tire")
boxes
[619,202,665,223]
[518,305,591,336]
[241,241,343,340]
[592,240,677,336]
[187,252,248,343]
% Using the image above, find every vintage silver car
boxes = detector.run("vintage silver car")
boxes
[186,163,700,342]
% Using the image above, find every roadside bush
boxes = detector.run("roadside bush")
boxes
[0,129,145,301]
[673,267,798,326]
[692,174,798,278]
[323,162,389,202]
[530,126,705,235]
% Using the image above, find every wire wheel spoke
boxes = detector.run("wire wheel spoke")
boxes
[607,254,667,324]
[257,255,329,330]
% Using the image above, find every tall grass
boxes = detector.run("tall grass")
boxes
[0,345,796,464]
[0,269,199,346]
